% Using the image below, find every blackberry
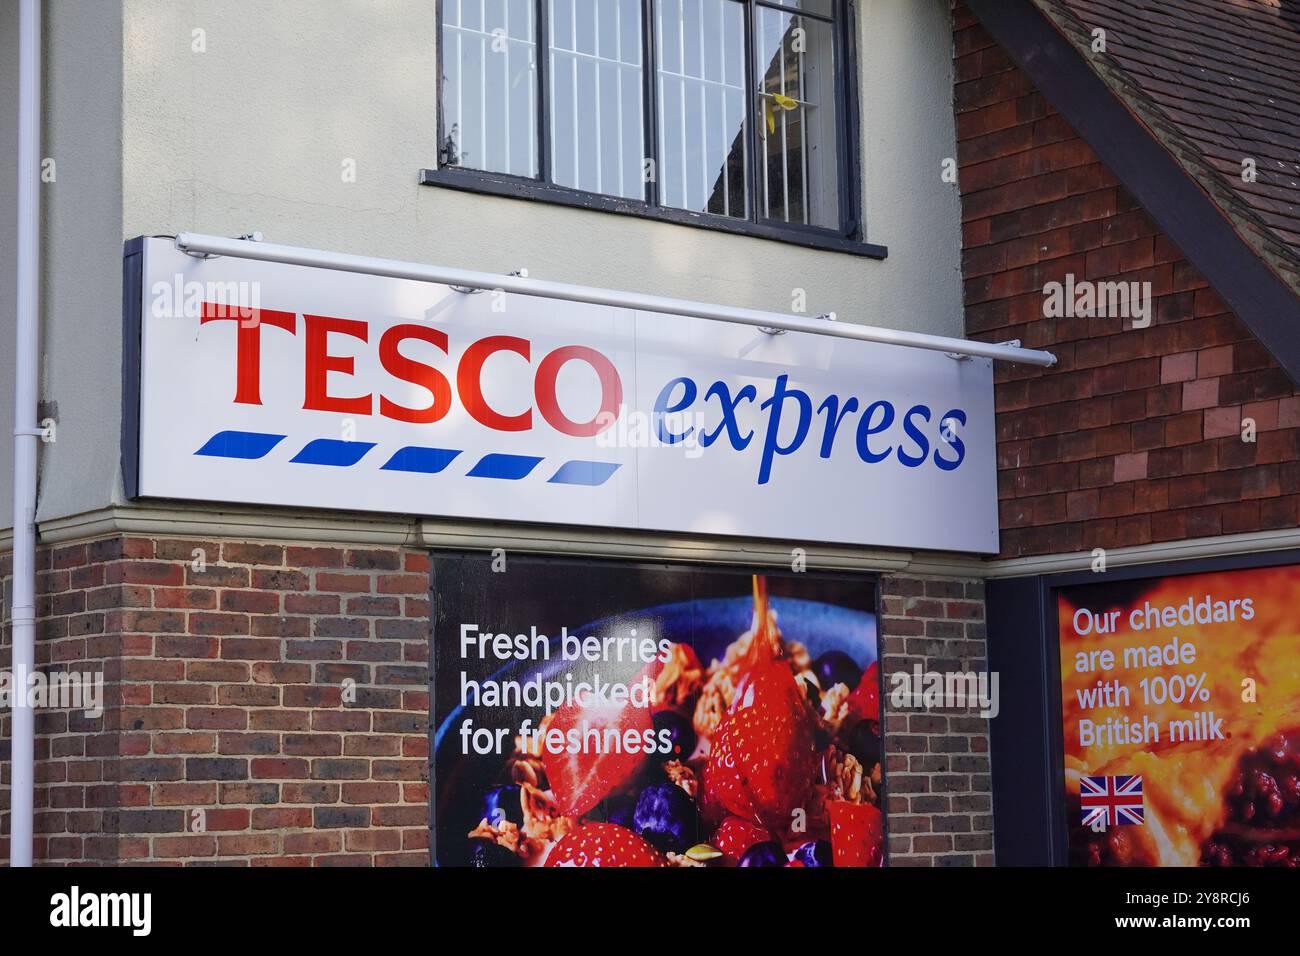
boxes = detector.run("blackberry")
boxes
[1200,727,1300,866]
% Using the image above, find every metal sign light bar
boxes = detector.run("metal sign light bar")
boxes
[173,233,1057,368]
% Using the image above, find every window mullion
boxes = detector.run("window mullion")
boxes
[743,0,761,226]
[840,0,860,236]
[537,0,552,184]
[435,0,446,165]
[642,1,660,207]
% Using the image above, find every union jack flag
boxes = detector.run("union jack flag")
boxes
[1080,774,1144,827]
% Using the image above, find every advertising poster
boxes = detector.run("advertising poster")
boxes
[1058,564,1300,866]
[432,556,884,867]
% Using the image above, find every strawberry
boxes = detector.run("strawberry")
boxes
[696,758,729,825]
[827,800,884,867]
[704,576,818,831]
[544,822,666,867]
[541,690,653,818]
[847,661,880,723]
[712,816,772,862]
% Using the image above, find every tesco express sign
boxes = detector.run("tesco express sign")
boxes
[128,237,997,552]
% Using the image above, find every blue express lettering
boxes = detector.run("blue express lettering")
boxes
[653,375,967,485]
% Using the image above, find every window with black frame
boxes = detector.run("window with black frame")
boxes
[434,0,861,245]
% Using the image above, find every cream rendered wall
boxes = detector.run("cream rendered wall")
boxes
[1,1,124,531]
[22,0,964,528]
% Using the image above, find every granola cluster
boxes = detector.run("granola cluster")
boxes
[819,681,853,738]
[508,714,551,790]
[521,782,576,843]
[666,851,707,868]
[692,669,736,738]
[663,759,699,799]
[824,744,876,805]
[468,819,547,861]
[654,643,704,711]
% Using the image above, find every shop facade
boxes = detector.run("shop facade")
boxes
[2,0,1297,869]
[963,1,1300,866]
[1,0,1001,866]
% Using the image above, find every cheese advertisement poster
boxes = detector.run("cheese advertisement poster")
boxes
[1058,564,1300,866]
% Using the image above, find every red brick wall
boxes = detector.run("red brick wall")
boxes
[954,4,1300,559]
[0,535,988,867]
[879,575,993,866]
[0,536,430,866]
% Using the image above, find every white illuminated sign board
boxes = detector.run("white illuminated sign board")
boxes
[128,237,998,552]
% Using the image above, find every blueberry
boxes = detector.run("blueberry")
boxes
[480,784,523,828]
[599,793,637,829]
[792,840,834,868]
[847,719,882,768]
[738,841,787,867]
[652,710,697,763]
[633,782,699,853]
[467,838,521,867]
[814,651,862,691]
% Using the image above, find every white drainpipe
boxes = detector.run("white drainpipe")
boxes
[11,0,42,868]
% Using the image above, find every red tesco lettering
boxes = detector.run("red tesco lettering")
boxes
[205,303,621,436]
